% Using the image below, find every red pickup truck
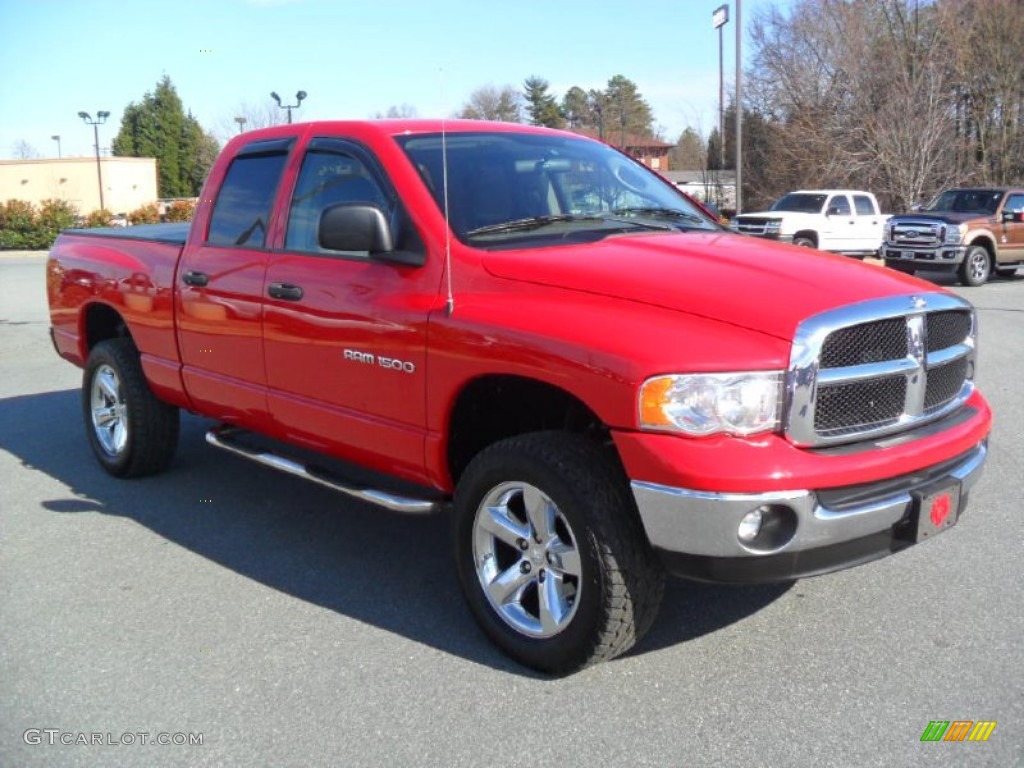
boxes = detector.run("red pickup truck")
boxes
[47,120,991,673]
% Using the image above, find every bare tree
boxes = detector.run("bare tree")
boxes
[11,140,40,160]
[218,100,285,142]
[373,104,418,119]
[745,0,1024,209]
[458,85,523,123]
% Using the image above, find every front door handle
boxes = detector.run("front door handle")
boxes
[267,282,304,301]
[182,270,209,287]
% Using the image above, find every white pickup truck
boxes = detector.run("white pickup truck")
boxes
[731,190,890,258]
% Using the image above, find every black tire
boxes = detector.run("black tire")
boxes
[83,338,179,478]
[793,236,816,248]
[453,432,664,674]
[959,245,991,286]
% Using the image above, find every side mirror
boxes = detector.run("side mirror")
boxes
[910,202,923,212]
[1001,210,1023,224]
[319,203,394,253]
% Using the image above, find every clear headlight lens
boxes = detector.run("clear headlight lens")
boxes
[945,224,964,244]
[639,371,783,436]
[764,219,782,233]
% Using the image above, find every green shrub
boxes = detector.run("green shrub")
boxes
[164,199,196,222]
[128,203,161,225]
[0,198,79,250]
[84,209,115,228]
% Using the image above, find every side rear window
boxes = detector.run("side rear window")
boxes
[208,149,289,247]
[853,195,876,215]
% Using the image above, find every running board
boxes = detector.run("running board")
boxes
[205,426,441,514]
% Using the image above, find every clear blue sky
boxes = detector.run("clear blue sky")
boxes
[0,0,789,160]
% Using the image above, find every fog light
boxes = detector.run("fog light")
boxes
[738,509,764,542]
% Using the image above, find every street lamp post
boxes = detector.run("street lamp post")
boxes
[735,0,743,214]
[78,110,110,210]
[234,116,247,134]
[270,90,307,124]
[51,134,62,158]
[712,5,729,171]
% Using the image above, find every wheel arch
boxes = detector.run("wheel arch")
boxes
[793,230,818,248]
[446,374,613,487]
[81,301,132,354]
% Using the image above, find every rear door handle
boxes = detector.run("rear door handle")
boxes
[267,282,304,301]
[182,270,209,287]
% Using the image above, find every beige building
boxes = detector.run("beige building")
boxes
[0,157,157,215]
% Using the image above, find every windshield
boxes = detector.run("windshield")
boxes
[925,189,1002,215]
[770,193,827,213]
[395,131,720,247]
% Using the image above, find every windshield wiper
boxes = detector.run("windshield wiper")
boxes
[465,213,669,237]
[610,207,709,225]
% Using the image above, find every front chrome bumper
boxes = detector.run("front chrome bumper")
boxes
[881,243,967,266]
[631,441,987,582]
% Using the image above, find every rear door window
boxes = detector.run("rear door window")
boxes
[207,143,290,247]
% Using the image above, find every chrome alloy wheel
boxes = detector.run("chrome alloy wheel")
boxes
[90,363,128,456]
[967,249,989,282]
[472,482,583,638]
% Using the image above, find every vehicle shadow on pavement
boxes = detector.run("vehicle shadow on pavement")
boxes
[2,388,789,675]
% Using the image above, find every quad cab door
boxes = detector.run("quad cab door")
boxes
[851,194,884,253]
[262,137,441,484]
[998,191,1024,264]
[176,138,293,432]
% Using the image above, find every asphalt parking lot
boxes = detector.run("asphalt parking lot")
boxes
[1,251,1021,767]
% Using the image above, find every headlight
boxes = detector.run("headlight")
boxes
[764,219,781,233]
[945,224,964,244]
[728,220,740,232]
[639,371,783,436]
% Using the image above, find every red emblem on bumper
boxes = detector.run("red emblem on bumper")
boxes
[930,493,952,527]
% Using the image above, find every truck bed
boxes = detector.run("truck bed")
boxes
[66,222,190,246]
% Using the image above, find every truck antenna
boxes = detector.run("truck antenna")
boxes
[440,69,455,317]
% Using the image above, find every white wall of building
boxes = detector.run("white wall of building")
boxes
[0,157,157,215]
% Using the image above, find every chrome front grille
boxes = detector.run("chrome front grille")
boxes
[786,294,976,447]
[734,217,772,235]
[890,220,943,247]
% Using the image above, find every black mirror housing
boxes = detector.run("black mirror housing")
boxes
[319,203,394,253]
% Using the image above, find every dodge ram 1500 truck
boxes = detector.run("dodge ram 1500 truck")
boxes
[881,187,1024,286]
[731,189,889,257]
[47,120,991,674]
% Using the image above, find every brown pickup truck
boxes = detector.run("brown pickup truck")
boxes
[881,187,1024,286]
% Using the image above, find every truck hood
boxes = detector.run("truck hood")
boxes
[893,212,990,225]
[482,231,931,341]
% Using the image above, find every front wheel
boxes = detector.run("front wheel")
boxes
[83,338,179,477]
[453,432,664,674]
[792,236,816,248]
[959,245,991,286]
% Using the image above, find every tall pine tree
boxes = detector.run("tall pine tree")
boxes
[113,76,219,198]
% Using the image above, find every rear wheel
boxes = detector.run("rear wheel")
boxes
[83,338,179,477]
[959,245,991,286]
[453,432,664,674]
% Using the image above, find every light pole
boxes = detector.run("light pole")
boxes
[51,134,62,158]
[270,90,307,124]
[234,116,247,134]
[78,110,110,210]
[712,5,728,171]
[735,0,743,214]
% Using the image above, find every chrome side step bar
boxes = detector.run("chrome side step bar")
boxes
[205,426,441,514]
